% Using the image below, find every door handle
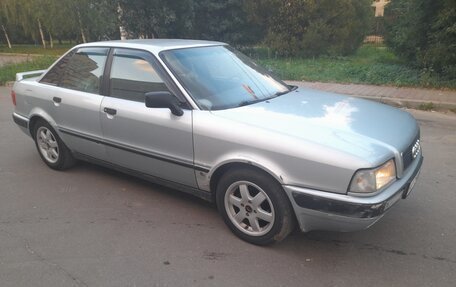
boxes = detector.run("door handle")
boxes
[53,97,62,103]
[103,107,117,115]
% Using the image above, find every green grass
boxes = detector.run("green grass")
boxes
[417,102,436,111]
[0,56,57,85]
[0,44,72,56]
[247,45,456,89]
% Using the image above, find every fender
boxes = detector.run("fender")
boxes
[195,153,288,192]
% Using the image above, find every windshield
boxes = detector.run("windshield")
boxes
[160,45,291,110]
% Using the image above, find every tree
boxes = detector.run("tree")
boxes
[192,0,261,45]
[117,0,194,39]
[384,0,456,75]
[0,1,12,48]
[249,0,373,57]
[0,0,118,46]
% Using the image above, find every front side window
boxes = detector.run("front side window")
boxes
[109,49,169,102]
[59,47,109,94]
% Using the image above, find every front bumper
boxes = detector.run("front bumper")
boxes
[284,155,423,232]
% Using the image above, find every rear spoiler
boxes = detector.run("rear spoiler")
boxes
[15,69,47,82]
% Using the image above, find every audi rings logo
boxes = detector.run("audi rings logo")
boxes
[412,139,421,159]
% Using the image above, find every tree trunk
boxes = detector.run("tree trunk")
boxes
[77,10,87,43]
[80,27,87,43]
[117,3,126,40]
[48,31,53,48]
[1,24,12,49]
[37,19,46,49]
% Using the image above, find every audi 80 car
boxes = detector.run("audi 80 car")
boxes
[11,39,423,245]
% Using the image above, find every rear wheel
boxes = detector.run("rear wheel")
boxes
[33,120,76,170]
[216,167,295,245]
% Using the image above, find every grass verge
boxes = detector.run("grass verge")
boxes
[245,45,455,89]
[0,56,57,85]
[417,102,436,111]
[1,44,455,90]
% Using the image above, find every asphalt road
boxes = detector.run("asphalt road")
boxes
[1,86,455,287]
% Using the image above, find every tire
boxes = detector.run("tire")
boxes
[216,167,295,245]
[33,119,76,170]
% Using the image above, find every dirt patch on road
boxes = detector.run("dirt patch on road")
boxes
[0,53,36,67]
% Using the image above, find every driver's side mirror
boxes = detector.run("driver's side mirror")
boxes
[145,91,184,116]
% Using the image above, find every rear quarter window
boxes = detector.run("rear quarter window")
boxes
[40,51,75,85]
[59,47,109,94]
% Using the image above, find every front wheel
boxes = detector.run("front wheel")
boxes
[216,167,295,245]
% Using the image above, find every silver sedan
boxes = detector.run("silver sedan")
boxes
[11,39,423,245]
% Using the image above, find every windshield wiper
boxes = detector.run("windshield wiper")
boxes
[237,87,295,107]
[273,90,290,97]
[288,85,298,91]
[237,98,266,107]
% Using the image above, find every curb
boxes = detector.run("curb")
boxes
[353,95,456,113]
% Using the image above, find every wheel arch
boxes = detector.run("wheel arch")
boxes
[28,109,58,136]
[208,159,285,198]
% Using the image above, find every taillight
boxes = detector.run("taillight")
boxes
[11,90,16,106]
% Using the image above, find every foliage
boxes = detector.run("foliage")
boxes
[191,0,261,45]
[1,0,373,50]
[0,55,56,85]
[117,0,258,45]
[117,0,194,39]
[384,0,456,78]
[0,0,118,45]
[248,0,373,57]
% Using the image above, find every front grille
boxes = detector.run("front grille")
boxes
[402,132,420,171]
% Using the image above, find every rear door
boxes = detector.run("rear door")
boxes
[100,48,197,187]
[40,47,109,160]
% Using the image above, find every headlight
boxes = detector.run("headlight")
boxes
[349,159,396,194]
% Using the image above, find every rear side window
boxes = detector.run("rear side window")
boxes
[109,48,169,102]
[40,51,74,85]
[59,47,109,94]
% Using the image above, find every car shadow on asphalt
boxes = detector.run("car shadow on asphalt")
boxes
[64,160,456,266]
[70,161,216,209]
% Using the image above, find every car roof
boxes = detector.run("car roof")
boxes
[75,39,226,54]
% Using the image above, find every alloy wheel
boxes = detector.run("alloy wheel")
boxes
[224,181,275,236]
[36,126,59,164]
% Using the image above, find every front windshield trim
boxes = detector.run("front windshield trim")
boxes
[159,45,291,111]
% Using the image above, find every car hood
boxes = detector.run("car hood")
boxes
[210,88,419,166]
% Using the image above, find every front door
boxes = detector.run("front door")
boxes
[100,48,197,187]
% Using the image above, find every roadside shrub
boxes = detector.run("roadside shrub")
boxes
[251,0,373,57]
[384,0,456,78]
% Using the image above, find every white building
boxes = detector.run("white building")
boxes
[372,0,391,17]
